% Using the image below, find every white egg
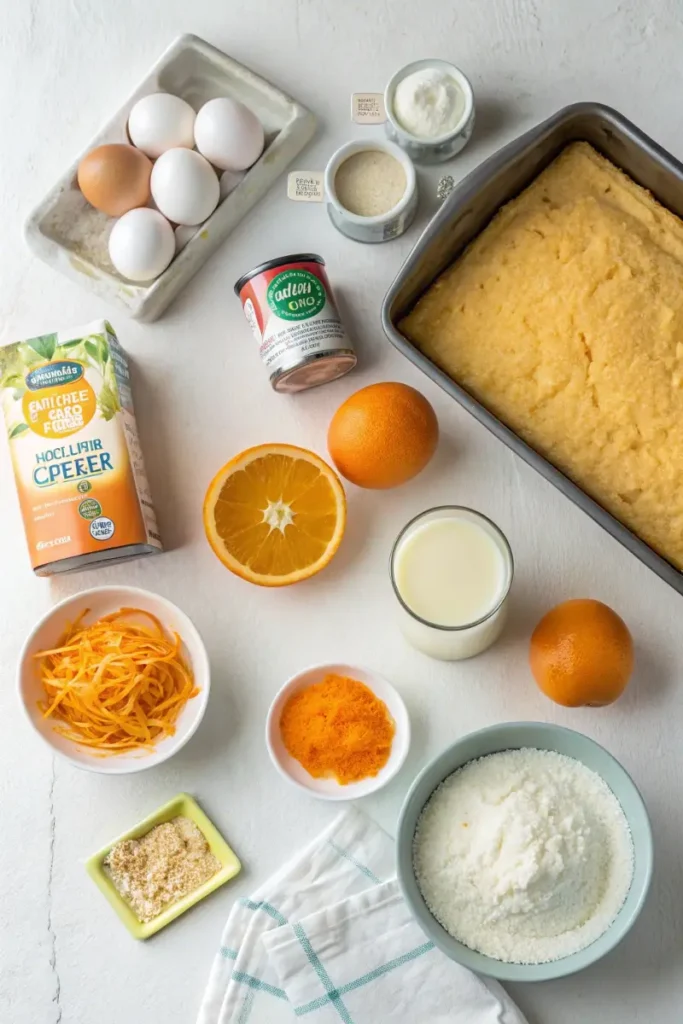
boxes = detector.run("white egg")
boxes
[108,208,176,282]
[219,168,246,199]
[150,148,220,226]
[194,97,265,172]
[128,93,196,158]
[174,224,197,252]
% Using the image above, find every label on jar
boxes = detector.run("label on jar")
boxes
[351,93,387,124]
[237,260,354,379]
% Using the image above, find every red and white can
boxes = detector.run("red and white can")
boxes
[234,253,357,393]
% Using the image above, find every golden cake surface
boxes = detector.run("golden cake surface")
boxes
[401,142,683,569]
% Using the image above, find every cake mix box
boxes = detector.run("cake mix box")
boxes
[0,319,162,575]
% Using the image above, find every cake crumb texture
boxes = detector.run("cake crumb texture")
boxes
[401,142,683,568]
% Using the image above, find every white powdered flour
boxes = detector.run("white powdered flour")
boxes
[413,748,634,964]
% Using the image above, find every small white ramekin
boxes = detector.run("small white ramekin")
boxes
[266,662,411,800]
[324,139,418,243]
[384,59,475,164]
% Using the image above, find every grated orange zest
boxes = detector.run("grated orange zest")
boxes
[35,607,198,755]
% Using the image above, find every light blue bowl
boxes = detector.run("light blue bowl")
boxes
[397,722,653,982]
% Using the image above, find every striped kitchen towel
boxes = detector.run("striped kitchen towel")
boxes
[197,808,526,1024]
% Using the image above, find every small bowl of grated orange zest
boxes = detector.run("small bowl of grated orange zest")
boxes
[17,586,210,773]
[266,663,411,800]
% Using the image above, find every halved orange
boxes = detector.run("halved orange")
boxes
[203,444,346,586]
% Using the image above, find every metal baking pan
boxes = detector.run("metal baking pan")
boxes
[382,102,683,595]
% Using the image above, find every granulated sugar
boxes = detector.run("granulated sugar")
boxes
[413,748,634,964]
[334,150,406,217]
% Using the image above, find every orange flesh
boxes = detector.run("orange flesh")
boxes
[210,452,343,578]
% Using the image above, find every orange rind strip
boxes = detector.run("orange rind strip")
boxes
[35,608,198,755]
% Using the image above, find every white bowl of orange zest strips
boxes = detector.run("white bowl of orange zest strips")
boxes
[17,586,210,773]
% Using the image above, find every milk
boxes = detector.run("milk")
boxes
[391,508,513,660]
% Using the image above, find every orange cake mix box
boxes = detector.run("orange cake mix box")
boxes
[0,319,162,575]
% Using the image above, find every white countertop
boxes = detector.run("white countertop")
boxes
[2,2,682,1022]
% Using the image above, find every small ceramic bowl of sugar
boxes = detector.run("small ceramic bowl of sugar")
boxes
[266,662,411,800]
[324,140,418,244]
[397,722,653,981]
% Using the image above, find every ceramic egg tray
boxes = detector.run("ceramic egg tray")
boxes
[24,34,316,322]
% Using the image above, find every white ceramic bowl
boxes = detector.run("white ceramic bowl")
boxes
[397,723,653,981]
[17,585,210,774]
[266,662,410,800]
[384,58,475,164]
[324,139,418,243]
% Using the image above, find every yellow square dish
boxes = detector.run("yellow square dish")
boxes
[85,792,241,939]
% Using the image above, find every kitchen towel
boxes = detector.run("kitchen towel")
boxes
[197,807,527,1024]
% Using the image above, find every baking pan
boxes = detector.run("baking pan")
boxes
[382,102,683,595]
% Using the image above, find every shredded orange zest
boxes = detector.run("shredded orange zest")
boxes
[35,607,198,755]
[280,673,395,785]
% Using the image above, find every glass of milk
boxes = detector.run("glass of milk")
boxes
[390,507,513,660]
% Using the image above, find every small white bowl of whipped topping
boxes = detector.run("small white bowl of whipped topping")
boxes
[385,59,475,163]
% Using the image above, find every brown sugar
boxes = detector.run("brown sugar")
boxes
[106,816,220,922]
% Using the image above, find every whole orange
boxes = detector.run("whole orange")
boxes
[327,382,438,489]
[529,599,634,707]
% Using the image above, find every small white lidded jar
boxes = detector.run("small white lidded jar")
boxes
[390,506,513,661]
[385,59,475,164]
[324,140,417,243]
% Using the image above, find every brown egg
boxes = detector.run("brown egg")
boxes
[77,144,152,217]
